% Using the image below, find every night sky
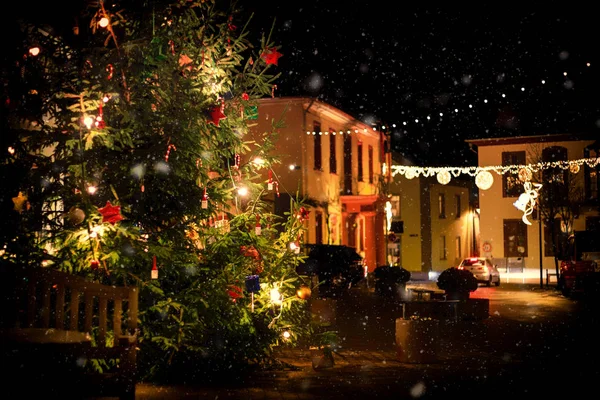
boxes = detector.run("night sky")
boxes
[245,2,600,166]
[7,1,600,166]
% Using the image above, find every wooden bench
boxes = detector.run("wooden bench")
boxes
[1,265,138,399]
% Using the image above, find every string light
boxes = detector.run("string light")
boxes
[391,157,600,185]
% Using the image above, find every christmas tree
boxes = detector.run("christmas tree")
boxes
[1,0,312,381]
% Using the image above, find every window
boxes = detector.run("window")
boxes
[455,194,461,219]
[542,146,568,185]
[455,236,461,260]
[391,195,400,218]
[343,135,352,194]
[439,235,447,260]
[357,141,363,182]
[503,219,528,257]
[438,193,446,219]
[313,121,322,171]
[368,145,374,183]
[502,151,525,197]
[329,128,337,174]
[315,211,323,244]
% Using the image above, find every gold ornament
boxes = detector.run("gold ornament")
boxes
[436,170,451,185]
[12,192,29,213]
[569,163,580,174]
[475,171,494,190]
[296,285,312,300]
[66,207,86,225]
[518,168,532,182]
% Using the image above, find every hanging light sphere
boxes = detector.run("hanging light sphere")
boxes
[569,163,580,174]
[475,171,494,190]
[296,285,312,300]
[518,168,532,182]
[436,170,451,185]
[404,169,416,180]
[67,207,86,225]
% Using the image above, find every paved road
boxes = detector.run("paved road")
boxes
[130,282,600,399]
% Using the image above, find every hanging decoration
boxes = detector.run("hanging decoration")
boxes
[297,207,310,222]
[151,255,158,279]
[164,142,176,162]
[261,47,283,65]
[255,215,261,236]
[208,100,226,126]
[569,163,581,174]
[227,285,243,303]
[97,201,123,225]
[90,259,100,271]
[436,170,451,185]
[296,285,312,300]
[475,171,494,190]
[518,168,532,182]
[66,206,86,225]
[12,191,30,213]
[513,181,543,225]
[391,157,599,182]
[267,170,274,190]
[95,102,105,129]
[201,187,208,209]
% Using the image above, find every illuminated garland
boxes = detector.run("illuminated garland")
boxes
[391,157,599,224]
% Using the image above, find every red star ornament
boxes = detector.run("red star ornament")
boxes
[261,48,282,65]
[208,106,226,126]
[98,201,124,225]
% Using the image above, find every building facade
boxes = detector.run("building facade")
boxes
[248,97,392,272]
[466,134,599,271]
[387,172,477,275]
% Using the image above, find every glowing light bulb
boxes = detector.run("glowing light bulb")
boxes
[237,186,248,197]
[83,116,94,129]
[87,185,97,195]
[99,17,109,28]
[282,330,291,340]
[270,288,282,304]
[29,47,40,56]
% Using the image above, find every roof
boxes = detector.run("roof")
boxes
[465,133,598,147]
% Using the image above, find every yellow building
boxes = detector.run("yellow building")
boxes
[466,134,599,272]
[387,169,477,275]
[248,97,392,272]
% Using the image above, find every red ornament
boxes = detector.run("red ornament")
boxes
[90,260,100,270]
[261,48,283,65]
[297,207,309,221]
[98,201,123,225]
[242,93,249,101]
[151,255,158,279]
[208,106,226,126]
[227,285,243,302]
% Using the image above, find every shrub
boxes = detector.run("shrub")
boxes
[436,267,479,293]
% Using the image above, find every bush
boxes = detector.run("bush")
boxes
[373,265,411,297]
[373,265,411,283]
[436,267,479,293]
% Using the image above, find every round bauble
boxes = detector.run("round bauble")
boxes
[67,207,86,225]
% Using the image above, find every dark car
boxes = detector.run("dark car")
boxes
[297,244,365,297]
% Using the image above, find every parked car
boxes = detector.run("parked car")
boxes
[297,244,365,297]
[457,257,501,287]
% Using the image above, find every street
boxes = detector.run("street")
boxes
[133,281,600,399]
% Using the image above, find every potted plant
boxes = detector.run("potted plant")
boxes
[373,265,411,298]
[436,267,479,300]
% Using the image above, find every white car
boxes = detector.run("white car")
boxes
[457,257,501,287]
